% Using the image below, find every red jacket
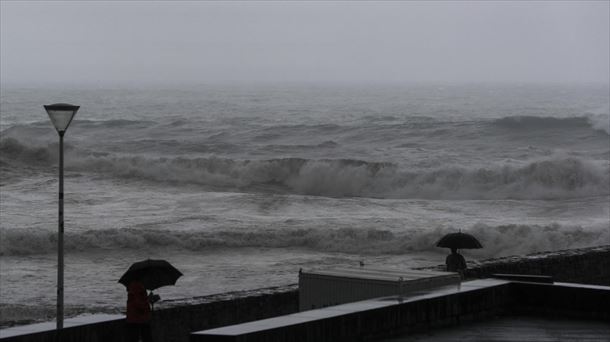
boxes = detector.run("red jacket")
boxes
[126,281,151,323]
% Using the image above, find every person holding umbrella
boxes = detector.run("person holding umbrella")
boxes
[436,231,483,276]
[119,259,183,342]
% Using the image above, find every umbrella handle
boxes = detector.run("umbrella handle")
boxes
[148,291,161,312]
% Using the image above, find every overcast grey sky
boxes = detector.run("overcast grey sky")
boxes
[1,1,608,85]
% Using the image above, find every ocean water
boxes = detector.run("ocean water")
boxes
[1,84,609,326]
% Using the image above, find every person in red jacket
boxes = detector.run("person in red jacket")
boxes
[126,281,153,342]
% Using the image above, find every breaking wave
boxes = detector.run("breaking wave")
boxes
[1,137,608,200]
[0,138,56,166]
[73,119,155,128]
[1,223,607,258]
[492,115,609,134]
[585,113,610,134]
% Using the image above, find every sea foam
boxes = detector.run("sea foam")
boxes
[2,137,608,200]
[1,223,607,258]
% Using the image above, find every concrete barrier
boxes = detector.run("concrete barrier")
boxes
[0,286,297,342]
[463,245,610,286]
[150,285,298,342]
[0,315,124,342]
[190,281,610,342]
[2,245,609,342]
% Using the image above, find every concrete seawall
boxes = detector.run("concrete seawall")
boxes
[413,245,610,286]
[465,245,610,286]
[0,286,298,342]
[2,245,609,342]
[191,280,610,342]
[150,285,298,342]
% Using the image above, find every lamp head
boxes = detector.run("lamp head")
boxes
[44,103,79,134]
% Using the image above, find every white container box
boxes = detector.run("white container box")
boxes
[298,267,460,311]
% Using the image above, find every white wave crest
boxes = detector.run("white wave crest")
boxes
[2,223,607,259]
[2,137,608,200]
[586,113,610,135]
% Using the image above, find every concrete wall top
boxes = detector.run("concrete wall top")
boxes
[192,280,610,342]
[0,314,124,340]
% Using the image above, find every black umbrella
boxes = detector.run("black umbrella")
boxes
[119,259,183,291]
[436,232,483,249]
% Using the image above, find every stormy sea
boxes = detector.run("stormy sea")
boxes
[1,83,608,326]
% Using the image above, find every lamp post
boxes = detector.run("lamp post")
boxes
[44,103,79,330]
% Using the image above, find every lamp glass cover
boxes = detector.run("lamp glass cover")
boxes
[45,104,79,132]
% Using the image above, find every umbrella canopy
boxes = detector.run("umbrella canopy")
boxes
[119,259,183,291]
[436,232,483,249]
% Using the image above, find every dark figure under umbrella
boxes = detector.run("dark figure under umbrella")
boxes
[436,232,482,276]
[119,259,183,342]
[445,248,467,273]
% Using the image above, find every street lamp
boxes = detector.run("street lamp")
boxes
[44,103,79,330]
